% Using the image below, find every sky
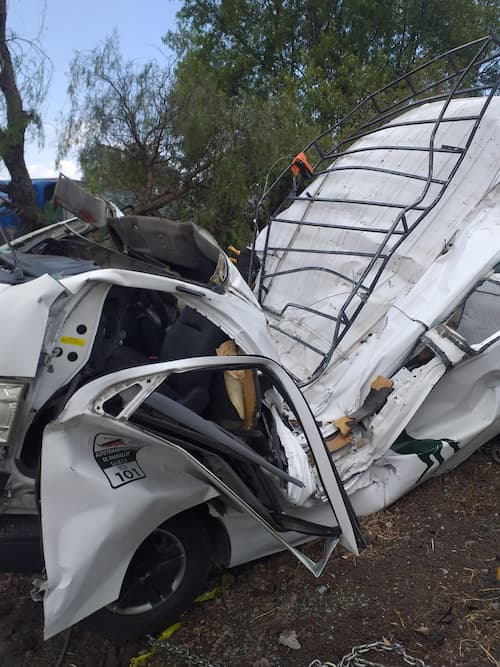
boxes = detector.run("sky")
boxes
[2,0,182,179]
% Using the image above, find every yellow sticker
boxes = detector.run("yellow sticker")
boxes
[60,336,86,347]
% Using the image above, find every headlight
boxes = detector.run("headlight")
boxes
[0,382,24,446]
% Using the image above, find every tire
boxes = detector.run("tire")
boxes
[83,511,211,640]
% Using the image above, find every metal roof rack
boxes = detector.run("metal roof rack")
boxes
[252,35,500,386]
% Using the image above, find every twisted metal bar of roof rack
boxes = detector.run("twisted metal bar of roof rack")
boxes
[252,35,500,386]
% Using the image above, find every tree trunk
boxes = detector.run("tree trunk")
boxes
[0,0,40,235]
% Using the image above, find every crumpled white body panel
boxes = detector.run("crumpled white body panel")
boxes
[257,98,500,385]
[252,97,500,508]
[0,274,65,377]
[41,415,219,638]
[305,185,500,482]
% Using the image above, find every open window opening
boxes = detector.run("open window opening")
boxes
[83,286,229,382]
[20,286,230,470]
[449,276,500,347]
[403,274,500,371]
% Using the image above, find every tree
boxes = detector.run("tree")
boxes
[61,2,497,247]
[166,0,498,124]
[59,35,214,217]
[59,34,315,246]
[0,0,50,235]
[162,0,497,243]
[166,55,316,244]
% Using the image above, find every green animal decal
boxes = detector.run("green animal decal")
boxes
[392,433,460,481]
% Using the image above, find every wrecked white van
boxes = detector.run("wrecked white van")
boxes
[0,36,498,639]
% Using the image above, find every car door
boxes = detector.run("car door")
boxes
[41,355,363,638]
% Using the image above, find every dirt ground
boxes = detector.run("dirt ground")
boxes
[0,447,498,667]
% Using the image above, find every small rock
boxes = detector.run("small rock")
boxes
[415,625,430,635]
[317,585,328,595]
[279,629,301,650]
[439,568,448,576]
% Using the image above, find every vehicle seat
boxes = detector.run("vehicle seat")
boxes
[158,306,227,413]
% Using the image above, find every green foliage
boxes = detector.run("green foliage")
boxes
[60,32,315,246]
[166,0,497,124]
[162,0,498,244]
[167,54,316,244]
[59,34,187,211]
[61,2,498,247]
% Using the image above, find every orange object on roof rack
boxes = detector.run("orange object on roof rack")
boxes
[290,152,314,179]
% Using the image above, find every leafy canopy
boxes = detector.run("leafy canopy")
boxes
[59,2,498,246]
[59,34,188,211]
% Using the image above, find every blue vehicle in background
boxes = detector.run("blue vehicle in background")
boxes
[0,178,61,236]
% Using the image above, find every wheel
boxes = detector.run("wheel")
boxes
[83,512,211,639]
